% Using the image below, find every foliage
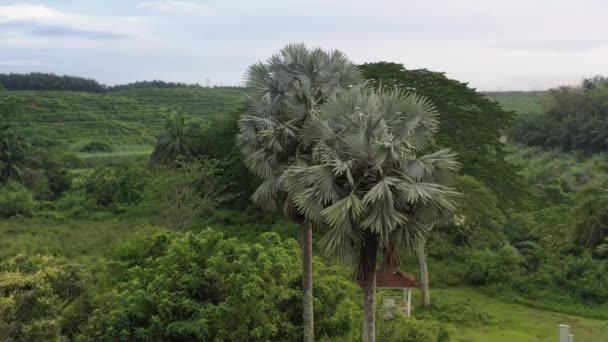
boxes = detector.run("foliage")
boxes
[439,175,505,248]
[83,163,148,207]
[0,97,40,185]
[282,86,459,269]
[79,229,358,341]
[574,182,608,248]
[378,315,455,342]
[464,245,524,286]
[359,62,523,207]
[510,76,608,153]
[238,43,362,212]
[150,114,201,164]
[0,72,105,92]
[108,80,204,91]
[0,182,35,218]
[0,254,89,341]
[144,158,233,231]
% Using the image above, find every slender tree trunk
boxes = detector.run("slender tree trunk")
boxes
[302,222,314,342]
[417,237,431,309]
[359,233,378,342]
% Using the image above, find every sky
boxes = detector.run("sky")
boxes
[0,0,606,90]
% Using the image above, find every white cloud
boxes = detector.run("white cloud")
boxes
[0,4,63,21]
[0,3,148,41]
[140,1,210,15]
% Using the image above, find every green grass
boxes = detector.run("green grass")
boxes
[427,288,608,342]
[0,217,144,263]
[484,91,546,114]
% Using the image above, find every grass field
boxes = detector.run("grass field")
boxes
[484,91,546,114]
[429,288,608,342]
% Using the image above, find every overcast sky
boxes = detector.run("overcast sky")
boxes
[0,0,606,90]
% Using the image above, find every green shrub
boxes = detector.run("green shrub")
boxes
[83,163,148,207]
[79,229,358,341]
[465,245,524,286]
[0,254,89,341]
[0,183,35,218]
[79,140,113,153]
[378,315,455,342]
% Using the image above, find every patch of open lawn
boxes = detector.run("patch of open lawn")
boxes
[432,288,608,342]
[0,218,142,263]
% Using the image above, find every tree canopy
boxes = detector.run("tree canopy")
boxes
[510,76,608,153]
[359,62,522,206]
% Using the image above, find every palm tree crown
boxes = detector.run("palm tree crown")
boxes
[237,43,361,212]
[282,85,460,272]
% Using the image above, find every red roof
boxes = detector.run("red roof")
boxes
[376,271,417,288]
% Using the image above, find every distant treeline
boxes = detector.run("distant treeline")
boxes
[0,73,105,92]
[0,72,245,92]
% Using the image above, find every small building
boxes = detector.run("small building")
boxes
[377,271,417,318]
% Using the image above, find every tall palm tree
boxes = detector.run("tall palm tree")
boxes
[237,43,361,341]
[281,86,459,342]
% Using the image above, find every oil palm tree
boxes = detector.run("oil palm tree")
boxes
[0,97,39,184]
[150,114,198,165]
[281,86,459,341]
[237,43,361,341]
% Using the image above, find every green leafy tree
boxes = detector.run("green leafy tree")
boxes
[282,86,459,341]
[144,158,233,231]
[80,229,359,341]
[237,43,361,341]
[359,62,522,207]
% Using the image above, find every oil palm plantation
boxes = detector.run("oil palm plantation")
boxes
[237,44,361,341]
[281,86,459,341]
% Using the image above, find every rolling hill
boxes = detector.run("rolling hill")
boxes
[2,88,244,157]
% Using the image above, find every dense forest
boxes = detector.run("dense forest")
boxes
[1,48,608,341]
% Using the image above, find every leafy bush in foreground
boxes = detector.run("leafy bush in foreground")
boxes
[79,228,359,341]
[0,254,89,340]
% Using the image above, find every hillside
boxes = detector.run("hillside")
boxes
[1,88,243,157]
[484,91,545,114]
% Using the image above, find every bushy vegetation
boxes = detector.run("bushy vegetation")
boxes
[359,62,524,207]
[510,76,608,152]
[0,254,89,340]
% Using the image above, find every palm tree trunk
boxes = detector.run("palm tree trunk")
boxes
[302,222,314,342]
[417,237,431,309]
[359,233,378,342]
